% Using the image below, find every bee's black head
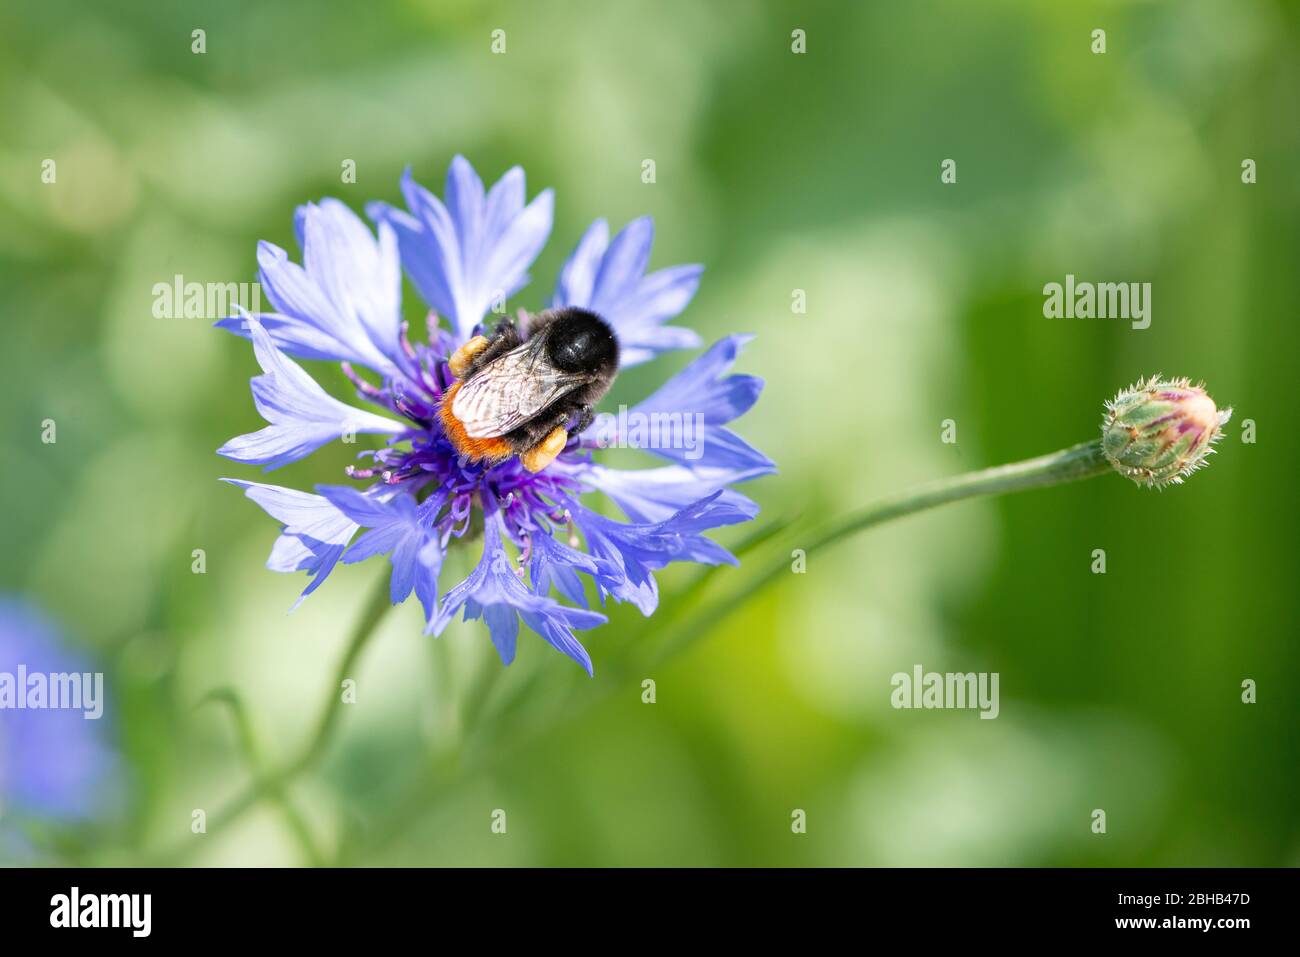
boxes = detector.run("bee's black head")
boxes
[543,307,619,376]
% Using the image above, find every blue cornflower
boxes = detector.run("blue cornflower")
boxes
[219,156,773,675]
[0,598,118,823]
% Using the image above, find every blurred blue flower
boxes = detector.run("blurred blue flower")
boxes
[0,598,117,822]
[219,156,773,674]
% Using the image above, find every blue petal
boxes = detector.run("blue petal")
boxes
[566,492,748,616]
[218,317,404,471]
[222,479,360,608]
[341,523,410,566]
[589,216,655,310]
[552,216,703,367]
[553,219,608,307]
[482,603,520,666]
[316,485,444,621]
[430,518,605,673]
[620,335,776,473]
[217,200,406,376]
[445,154,487,247]
[414,536,443,623]
[301,200,407,372]
[369,157,554,341]
[317,483,413,528]
[634,335,763,424]
[528,528,605,607]
[521,611,594,676]
[224,478,359,540]
[369,191,456,326]
[574,463,762,524]
[617,323,705,366]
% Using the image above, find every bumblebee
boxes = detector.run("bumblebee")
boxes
[439,307,619,472]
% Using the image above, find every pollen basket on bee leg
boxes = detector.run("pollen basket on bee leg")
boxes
[448,335,490,379]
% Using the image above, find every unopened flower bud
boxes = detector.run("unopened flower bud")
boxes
[1101,376,1231,488]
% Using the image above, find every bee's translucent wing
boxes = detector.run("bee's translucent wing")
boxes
[452,341,583,438]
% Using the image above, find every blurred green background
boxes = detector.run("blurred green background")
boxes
[1,0,1297,866]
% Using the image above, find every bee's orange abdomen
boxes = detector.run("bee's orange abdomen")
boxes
[438,380,514,462]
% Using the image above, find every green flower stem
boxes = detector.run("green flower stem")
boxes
[286,572,394,778]
[200,689,325,866]
[808,438,1108,552]
[656,438,1110,663]
[153,572,393,864]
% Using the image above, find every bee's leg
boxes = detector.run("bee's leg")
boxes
[520,425,569,473]
[470,318,524,372]
[571,405,596,435]
[449,318,524,379]
[448,336,489,378]
[487,315,519,343]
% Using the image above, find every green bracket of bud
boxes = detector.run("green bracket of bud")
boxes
[1101,376,1231,488]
